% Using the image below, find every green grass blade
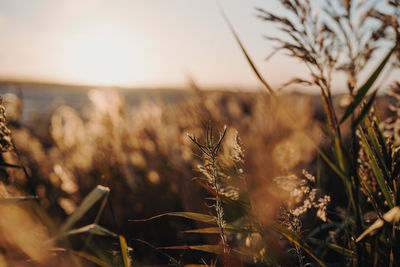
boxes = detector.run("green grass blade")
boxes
[358,126,394,208]
[64,224,118,238]
[130,211,216,224]
[119,235,130,267]
[351,90,377,129]
[61,185,110,233]
[341,45,396,124]
[364,117,392,189]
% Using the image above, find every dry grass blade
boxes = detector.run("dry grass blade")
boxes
[130,211,217,224]
[218,5,275,95]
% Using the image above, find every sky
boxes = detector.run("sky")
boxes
[0,0,397,91]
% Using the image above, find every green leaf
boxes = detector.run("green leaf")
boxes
[308,237,357,258]
[119,235,131,267]
[130,212,216,224]
[364,117,392,189]
[351,90,377,129]
[341,45,396,124]
[358,126,394,208]
[60,185,110,233]
[0,196,38,204]
[64,224,118,238]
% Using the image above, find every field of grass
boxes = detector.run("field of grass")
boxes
[1,0,400,266]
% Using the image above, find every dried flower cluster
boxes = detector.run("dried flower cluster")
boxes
[274,170,330,222]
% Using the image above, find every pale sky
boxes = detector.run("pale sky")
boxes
[0,0,397,91]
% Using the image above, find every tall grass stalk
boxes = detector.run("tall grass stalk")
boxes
[188,123,231,262]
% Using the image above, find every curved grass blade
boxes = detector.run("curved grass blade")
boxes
[61,185,110,233]
[340,45,396,124]
[65,224,118,238]
[130,211,216,224]
[219,6,274,95]
[119,235,131,267]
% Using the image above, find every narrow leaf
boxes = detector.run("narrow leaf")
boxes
[219,7,274,95]
[358,126,394,208]
[65,224,118,238]
[130,212,216,224]
[351,90,377,129]
[60,185,110,233]
[364,117,392,188]
[341,45,396,124]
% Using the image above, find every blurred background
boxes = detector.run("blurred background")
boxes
[0,0,399,265]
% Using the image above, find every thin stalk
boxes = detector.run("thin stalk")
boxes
[211,154,229,257]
